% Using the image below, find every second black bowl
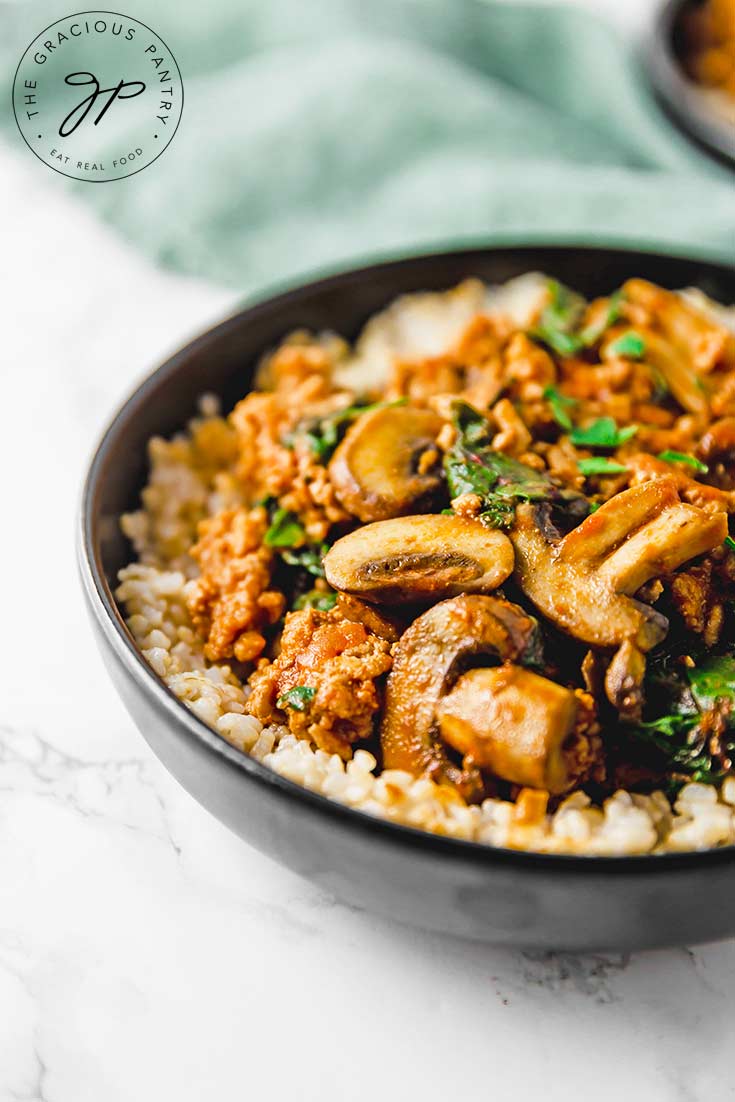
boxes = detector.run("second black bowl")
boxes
[646,0,735,166]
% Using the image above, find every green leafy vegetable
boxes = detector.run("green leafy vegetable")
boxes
[649,366,670,401]
[688,656,735,713]
[293,588,337,611]
[264,508,306,548]
[277,685,316,712]
[444,401,588,529]
[543,385,577,431]
[578,291,624,347]
[630,712,714,784]
[628,654,735,789]
[288,398,407,462]
[570,417,638,448]
[263,503,327,575]
[725,535,735,552]
[657,450,709,473]
[531,282,629,356]
[608,330,646,359]
[531,280,586,357]
[577,457,628,476]
[282,544,328,578]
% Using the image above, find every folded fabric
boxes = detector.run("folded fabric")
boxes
[3,0,733,291]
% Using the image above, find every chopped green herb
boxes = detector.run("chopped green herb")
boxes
[543,385,577,431]
[536,328,583,358]
[688,655,735,713]
[264,508,306,548]
[289,398,407,462]
[725,535,735,552]
[570,417,638,448]
[302,429,334,461]
[282,544,328,578]
[657,450,709,473]
[578,291,624,347]
[630,712,710,789]
[608,330,646,359]
[444,401,588,529]
[277,685,316,712]
[578,457,628,476]
[629,653,735,790]
[649,366,669,401]
[588,500,602,513]
[293,588,338,612]
[531,280,586,357]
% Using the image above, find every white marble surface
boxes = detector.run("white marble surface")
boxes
[2,22,735,1094]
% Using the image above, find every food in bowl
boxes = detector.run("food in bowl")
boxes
[117,273,735,855]
[678,0,735,122]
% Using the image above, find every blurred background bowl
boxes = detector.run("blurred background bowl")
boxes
[646,0,735,166]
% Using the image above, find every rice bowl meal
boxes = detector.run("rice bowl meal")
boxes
[116,272,735,857]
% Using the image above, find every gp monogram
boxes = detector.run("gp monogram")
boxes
[12,11,183,181]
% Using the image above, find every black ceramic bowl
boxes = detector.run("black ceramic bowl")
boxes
[80,243,735,952]
[646,0,735,166]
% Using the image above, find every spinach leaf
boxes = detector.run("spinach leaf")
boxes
[608,330,646,360]
[530,282,629,357]
[293,588,337,611]
[631,712,718,786]
[688,655,735,713]
[578,291,624,347]
[543,385,577,431]
[264,508,306,548]
[657,450,709,474]
[277,685,316,711]
[627,653,735,788]
[287,398,406,462]
[578,457,628,476]
[531,279,586,357]
[570,417,638,448]
[282,544,328,578]
[445,401,587,529]
[263,503,328,576]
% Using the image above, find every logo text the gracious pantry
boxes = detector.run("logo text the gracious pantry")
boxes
[12,11,183,181]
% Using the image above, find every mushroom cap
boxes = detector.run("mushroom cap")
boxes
[328,405,443,522]
[323,514,514,604]
[380,594,541,797]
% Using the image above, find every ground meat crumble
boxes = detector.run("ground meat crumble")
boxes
[245,604,394,759]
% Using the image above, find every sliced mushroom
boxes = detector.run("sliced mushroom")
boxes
[621,326,708,418]
[623,279,732,374]
[328,406,443,522]
[510,479,727,652]
[323,514,514,604]
[435,666,581,794]
[596,502,727,595]
[380,595,540,798]
[603,639,646,722]
[699,417,735,462]
[626,453,735,513]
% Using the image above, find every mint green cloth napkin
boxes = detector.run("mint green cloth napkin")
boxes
[4,0,733,291]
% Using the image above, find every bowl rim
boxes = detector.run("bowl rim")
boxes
[79,238,735,872]
[645,0,735,167]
